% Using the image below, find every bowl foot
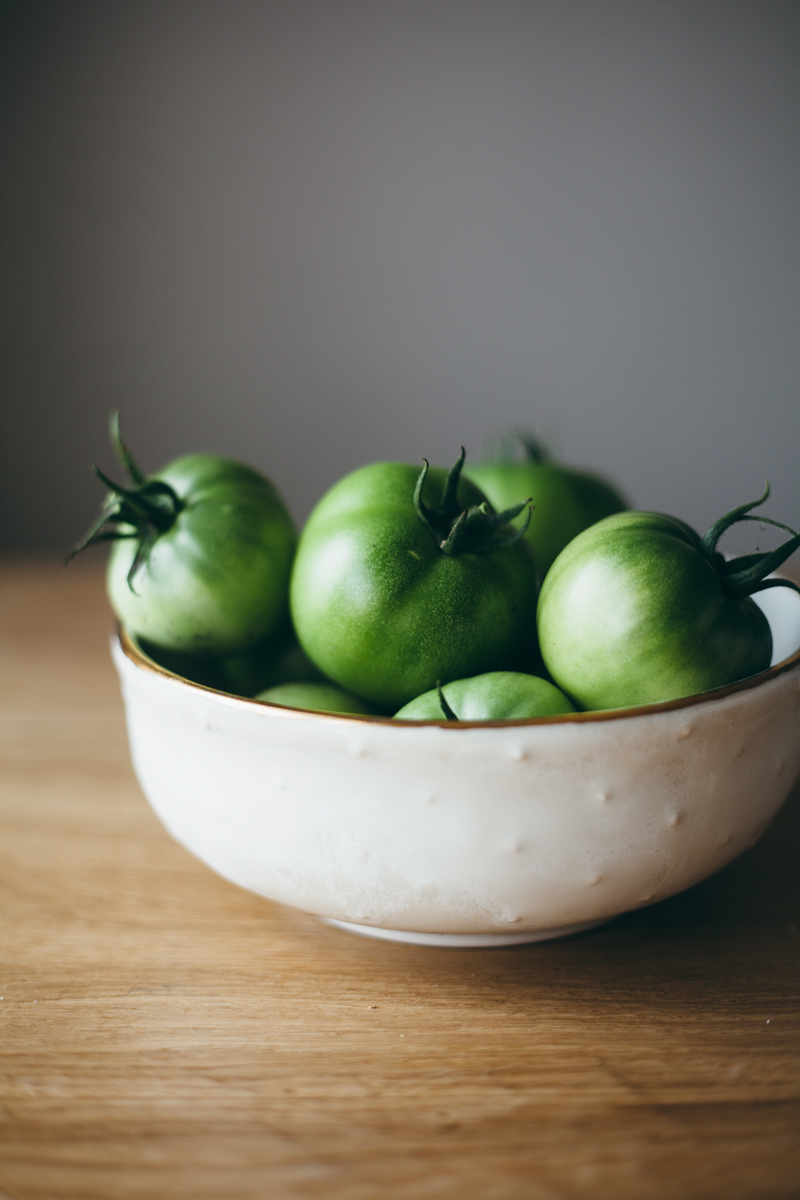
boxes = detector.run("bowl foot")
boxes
[319,917,612,947]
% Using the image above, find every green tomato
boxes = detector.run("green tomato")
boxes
[255,682,379,716]
[394,671,576,720]
[464,433,626,579]
[72,417,296,656]
[290,452,540,709]
[537,495,800,710]
[214,628,325,697]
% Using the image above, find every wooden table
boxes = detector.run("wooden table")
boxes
[1,559,799,1200]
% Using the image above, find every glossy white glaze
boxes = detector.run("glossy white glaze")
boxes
[112,586,800,941]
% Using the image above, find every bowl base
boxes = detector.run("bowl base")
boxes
[320,917,612,947]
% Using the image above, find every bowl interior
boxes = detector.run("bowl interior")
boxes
[126,577,800,725]
[752,581,800,666]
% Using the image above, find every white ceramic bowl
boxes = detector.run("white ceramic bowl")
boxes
[112,585,800,947]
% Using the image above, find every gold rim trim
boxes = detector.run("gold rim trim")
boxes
[118,625,800,728]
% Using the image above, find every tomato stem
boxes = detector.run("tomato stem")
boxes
[109,411,146,486]
[436,681,459,721]
[414,449,533,556]
[702,484,800,597]
[515,430,549,465]
[65,414,184,591]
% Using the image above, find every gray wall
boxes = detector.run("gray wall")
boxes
[2,0,799,557]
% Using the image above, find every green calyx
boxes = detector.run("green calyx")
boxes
[515,430,549,465]
[489,428,549,465]
[414,447,532,556]
[701,484,800,598]
[436,681,459,722]
[65,412,183,591]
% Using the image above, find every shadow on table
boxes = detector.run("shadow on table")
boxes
[294,779,800,1010]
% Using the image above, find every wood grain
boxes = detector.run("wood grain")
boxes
[1,558,799,1200]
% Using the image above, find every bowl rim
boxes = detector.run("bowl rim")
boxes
[118,606,800,730]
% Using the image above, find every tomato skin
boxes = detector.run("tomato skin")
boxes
[394,671,576,721]
[107,455,296,656]
[255,682,380,716]
[537,511,773,710]
[290,462,540,709]
[464,459,626,579]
